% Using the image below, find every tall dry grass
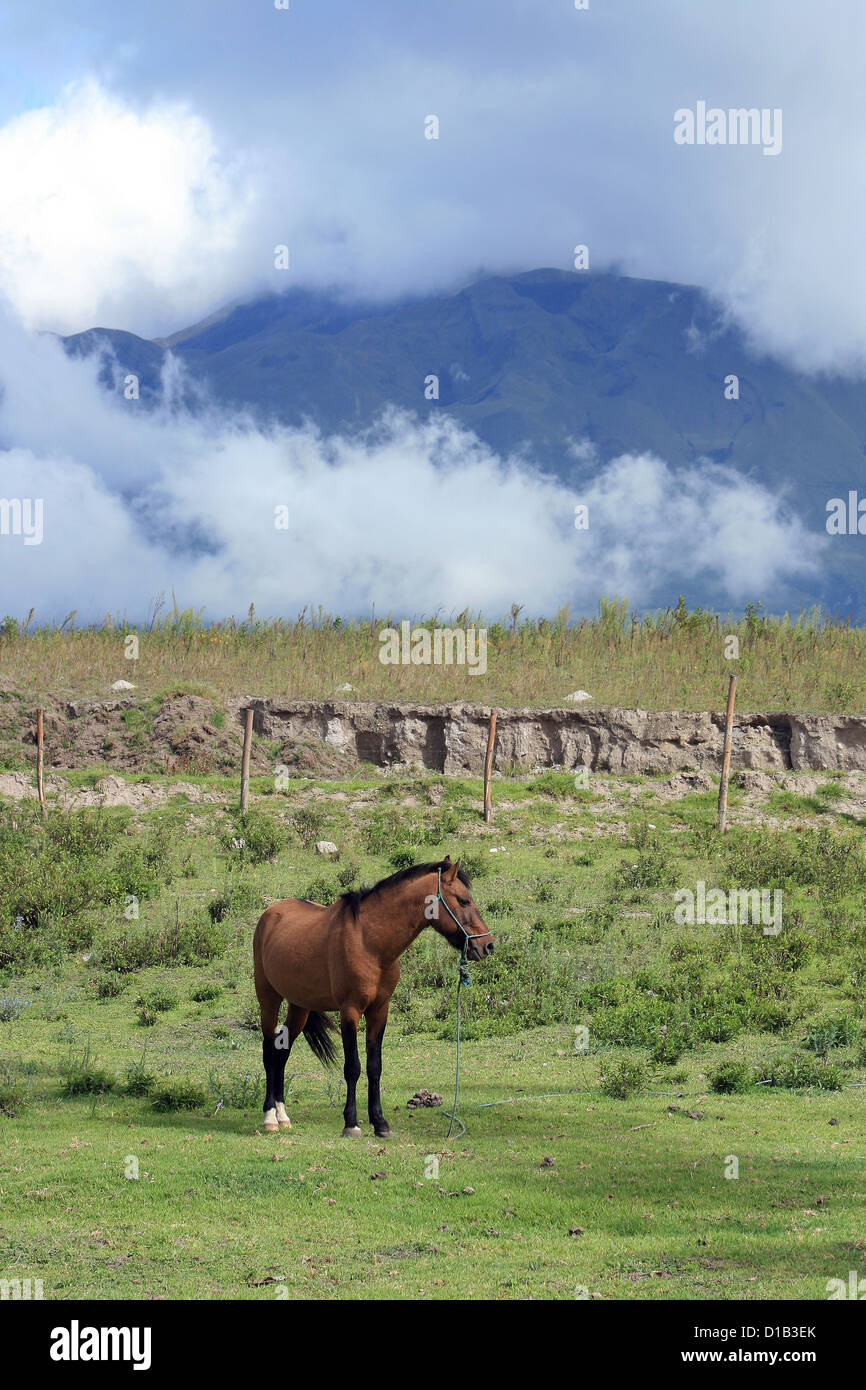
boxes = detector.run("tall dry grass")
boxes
[1,597,864,712]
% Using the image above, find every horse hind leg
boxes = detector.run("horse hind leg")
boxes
[256,978,283,1133]
[273,1004,308,1129]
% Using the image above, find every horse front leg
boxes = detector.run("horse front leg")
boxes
[340,1008,362,1137]
[365,999,392,1138]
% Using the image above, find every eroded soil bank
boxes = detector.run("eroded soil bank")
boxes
[2,693,866,777]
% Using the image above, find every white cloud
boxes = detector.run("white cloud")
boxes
[0,312,824,623]
[0,80,255,335]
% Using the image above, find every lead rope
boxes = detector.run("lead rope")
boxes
[444,938,471,1139]
[434,868,484,1141]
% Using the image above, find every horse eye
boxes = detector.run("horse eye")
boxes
[458,897,470,907]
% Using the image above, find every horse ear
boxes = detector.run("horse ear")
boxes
[442,857,459,884]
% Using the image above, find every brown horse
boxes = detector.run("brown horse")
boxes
[252,856,493,1137]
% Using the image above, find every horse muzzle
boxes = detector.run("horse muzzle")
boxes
[467,938,494,961]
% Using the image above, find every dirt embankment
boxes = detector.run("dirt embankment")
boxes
[2,692,866,778]
[245,700,866,775]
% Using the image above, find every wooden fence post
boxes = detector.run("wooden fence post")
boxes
[717,675,737,833]
[36,707,46,819]
[240,707,254,813]
[483,709,498,825]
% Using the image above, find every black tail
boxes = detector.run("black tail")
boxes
[303,1010,339,1066]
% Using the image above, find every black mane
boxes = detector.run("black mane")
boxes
[341,859,470,919]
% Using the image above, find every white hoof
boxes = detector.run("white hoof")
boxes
[341,1125,362,1138]
[275,1102,291,1130]
[263,1108,278,1133]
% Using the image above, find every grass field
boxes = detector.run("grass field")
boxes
[1,766,865,1301]
[2,597,866,711]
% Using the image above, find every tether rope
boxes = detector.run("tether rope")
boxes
[444,941,472,1139]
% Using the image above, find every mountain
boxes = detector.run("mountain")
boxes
[61,268,866,615]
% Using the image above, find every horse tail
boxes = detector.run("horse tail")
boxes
[303,1010,339,1067]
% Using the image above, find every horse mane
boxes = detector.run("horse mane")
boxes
[340,859,471,920]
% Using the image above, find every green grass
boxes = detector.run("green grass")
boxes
[1,768,865,1299]
[1,1025,862,1300]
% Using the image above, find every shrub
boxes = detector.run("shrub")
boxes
[763,1052,843,1091]
[124,1053,156,1097]
[45,809,121,858]
[99,913,228,973]
[433,932,578,1040]
[113,822,174,900]
[388,846,418,872]
[207,879,266,924]
[580,977,634,1012]
[209,1071,260,1110]
[600,1056,647,1099]
[0,805,178,969]
[60,1040,115,1096]
[609,836,676,892]
[746,996,796,1033]
[301,875,339,905]
[0,915,67,971]
[136,984,178,1014]
[0,996,32,1022]
[364,808,415,855]
[424,808,461,844]
[0,1058,33,1116]
[650,1016,693,1065]
[94,972,126,1000]
[591,998,693,1056]
[575,902,618,943]
[698,1007,746,1043]
[223,809,282,865]
[190,982,222,1003]
[458,850,489,881]
[292,806,325,850]
[722,826,866,896]
[709,1060,753,1094]
[336,862,360,890]
[150,1078,208,1112]
[802,1012,861,1055]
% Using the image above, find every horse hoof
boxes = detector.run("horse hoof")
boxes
[375,1127,392,1139]
[341,1125,362,1138]
[278,1118,292,1130]
[263,1121,279,1133]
